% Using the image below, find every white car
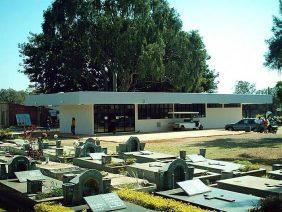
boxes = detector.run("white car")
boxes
[173,118,203,130]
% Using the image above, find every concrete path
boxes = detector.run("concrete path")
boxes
[95,129,245,143]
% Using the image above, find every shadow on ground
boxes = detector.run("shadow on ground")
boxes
[189,137,282,149]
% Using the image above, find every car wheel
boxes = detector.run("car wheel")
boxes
[227,127,233,131]
[199,125,204,130]
[181,125,185,131]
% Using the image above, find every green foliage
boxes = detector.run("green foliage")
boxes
[265,0,282,72]
[34,202,73,212]
[250,196,282,212]
[0,88,27,104]
[234,160,260,172]
[234,81,256,94]
[0,128,12,140]
[19,0,218,93]
[35,188,63,200]
[116,188,204,212]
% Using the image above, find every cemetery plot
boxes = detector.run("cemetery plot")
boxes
[15,170,46,182]
[267,169,282,180]
[122,151,177,163]
[84,193,126,212]
[156,186,261,212]
[217,175,282,198]
[177,179,211,196]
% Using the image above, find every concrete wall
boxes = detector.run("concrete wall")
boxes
[202,106,242,128]
[59,105,94,135]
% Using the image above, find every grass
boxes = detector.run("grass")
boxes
[98,130,282,170]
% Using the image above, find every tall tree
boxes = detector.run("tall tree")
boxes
[265,0,282,72]
[234,81,256,94]
[19,0,218,93]
[0,89,27,104]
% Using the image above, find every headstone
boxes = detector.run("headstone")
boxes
[56,140,62,148]
[179,150,186,160]
[221,171,234,180]
[27,179,43,194]
[15,170,46,183]
[89,153,106,160]
[101,156,112,165]
[56,148,64,156]
[63,174,77,183]
[7,155,30,178]
[117,137,145,154]
[187,154,206,163]
[199,148,206,157]
[272,164,282,171]
[63,182,75,205]
[0,163,7,180]
[84,193,126,212]
[76,139,103,157]
[177,179,211,196]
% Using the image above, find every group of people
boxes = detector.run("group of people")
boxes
[255,116,277,133]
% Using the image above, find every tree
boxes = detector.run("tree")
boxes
[234,81,256,94]
[19,0,218,93]
[265,0,282,72]
[0,89,27,104]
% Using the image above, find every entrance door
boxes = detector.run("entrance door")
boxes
[94,104,135,133]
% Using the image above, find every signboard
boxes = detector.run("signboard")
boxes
[187,154,206,163]
[89,153,106,160]
[16,114,31,126]
[84,193,126,212]
[15,170,46,183]
[177,179,211,196]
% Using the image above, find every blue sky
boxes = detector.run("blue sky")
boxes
[0,0,281,93]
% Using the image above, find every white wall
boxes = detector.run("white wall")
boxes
[202,106,242,128]
[59,105,94,135]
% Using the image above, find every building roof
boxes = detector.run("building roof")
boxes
[24,91,272,106]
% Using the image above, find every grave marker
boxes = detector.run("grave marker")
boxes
[187,154,206,163]
[177,179,211,196]
[84,193,126,212]
[89,153,106,160]
[15,170,46,183]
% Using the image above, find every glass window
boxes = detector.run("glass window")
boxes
[224,103,241,108]
[174,104,206,117]
[138,104,173,120]
[207,104,222,108]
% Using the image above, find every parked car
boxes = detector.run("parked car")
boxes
[225,118,258,131]
[170,112,204,130]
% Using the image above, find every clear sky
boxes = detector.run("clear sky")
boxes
[0,0,281,93]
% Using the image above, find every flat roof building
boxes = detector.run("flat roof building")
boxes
[25,91,272,135]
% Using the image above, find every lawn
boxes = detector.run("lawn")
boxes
[98,128,282,170]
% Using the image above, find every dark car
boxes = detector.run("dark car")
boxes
[225,118,258,131]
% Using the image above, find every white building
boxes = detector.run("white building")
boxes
[25,91,272,135]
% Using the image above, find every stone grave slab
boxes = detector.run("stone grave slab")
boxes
[156,187,261,212]
[15,170,46,183]
[177,179,211,196]
[84,193,126,212]
[186,157,243,173]
[89,153,106,160]
[268,169,282,180]
[122,151,176,163]
[187,154,206,163]
[217,175,282,198]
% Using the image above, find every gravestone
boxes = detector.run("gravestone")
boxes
[127,159,194,190]
[7,155,31,178]
[117,137,145,154]
[56,140,62,148]
[63,169,111,204]
[84,193,126,212]
[199,148,206,157]
[272,164,282,171]
[177,179,211,196]
[75,138,103,157]
[0,162,7,180]
[217,175,282,198]
[89,153,106,160]
[56,148,64,156]
[15,170,46,183]
[268,169,282,180]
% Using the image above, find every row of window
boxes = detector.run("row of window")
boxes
[207,103,241,108]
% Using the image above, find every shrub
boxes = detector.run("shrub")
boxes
[234,160,260,172]
[250,196,282,211]
[35,188,63,200]
[34,203,73,212]
[116,188,204,212]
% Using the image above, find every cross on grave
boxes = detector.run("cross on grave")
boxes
[84,193,126,212]
[203,193,235,202]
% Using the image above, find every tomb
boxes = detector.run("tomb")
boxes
[36,161,85,180]
[217,175,282,198]
[117,137,145,154]
[73,153,126,174]
[156,179,261,212]
[62,169,111,204]
[126,159,194,190]
[122,150,177,163]
[184,151,266,177]
[267,164,282,180]
[75,138,106,158]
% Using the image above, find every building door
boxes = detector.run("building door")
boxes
[94,104,135,133]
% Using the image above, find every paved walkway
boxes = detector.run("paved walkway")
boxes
[96,129,245,143]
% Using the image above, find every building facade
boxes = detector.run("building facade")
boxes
[25,92,272,135]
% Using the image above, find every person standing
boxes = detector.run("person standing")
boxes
[71,117,76,135]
